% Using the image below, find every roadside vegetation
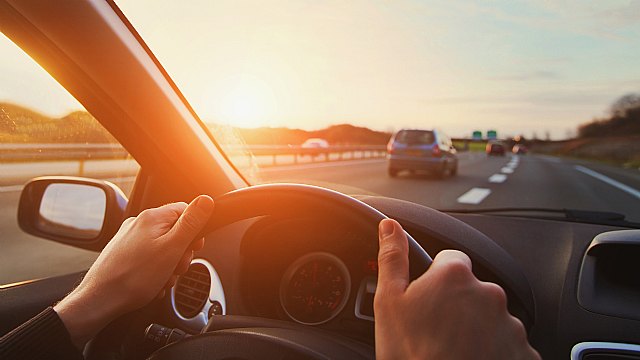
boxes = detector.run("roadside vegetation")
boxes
[532,93,640,168]
[4,94,639,169]
[219,123,391,146]
[0,102,118,143]
[1,102,393,146]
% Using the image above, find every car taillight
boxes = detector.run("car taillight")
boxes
[387,143,396,154]
[432,145,441,157]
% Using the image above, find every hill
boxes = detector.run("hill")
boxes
[0,102,117,143]
[1,102,391,145]
[229,124,391,146]
[534,93,640,168]
[578,93,640,138]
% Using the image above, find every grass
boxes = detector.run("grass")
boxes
[453,141,487,152]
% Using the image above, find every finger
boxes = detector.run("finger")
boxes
[146,202,189,223]
[165,274,178,290]
[191,237,205,252]
[137,202,189,234]
[175,250,194,275]
[157,289,166,300]
[376,219,410,294]
[167,195,214,246]
[156,201,189,218]
[413,249,473,289]
[429,249,472,273]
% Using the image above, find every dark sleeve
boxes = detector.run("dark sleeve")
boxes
[0,306,84,360]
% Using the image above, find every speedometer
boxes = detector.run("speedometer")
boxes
[280,252,351,325]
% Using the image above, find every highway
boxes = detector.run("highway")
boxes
[2,152,640,285]
[260,152,640,220]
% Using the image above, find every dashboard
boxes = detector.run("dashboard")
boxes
[158,197,640,360]
[237,217,378,340]
[164,216,380,338]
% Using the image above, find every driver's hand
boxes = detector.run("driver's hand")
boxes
[374,219,540,360]
[54,195,214,348]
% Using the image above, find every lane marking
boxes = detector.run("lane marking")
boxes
[0,176,137,193]
[575,165,640,200]
[488,174,507,183]
[501,167,514,174]
[457,187,492,204]
[259,159,385,172]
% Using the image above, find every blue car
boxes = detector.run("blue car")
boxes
[387,129,458,178]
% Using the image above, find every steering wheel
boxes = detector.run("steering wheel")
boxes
[148,183,433,360]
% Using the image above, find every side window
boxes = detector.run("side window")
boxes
[0,34,140,285]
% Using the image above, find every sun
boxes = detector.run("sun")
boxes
[217,75,276,128]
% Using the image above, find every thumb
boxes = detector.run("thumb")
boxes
[376,219,410,294]
[167,195,214,245]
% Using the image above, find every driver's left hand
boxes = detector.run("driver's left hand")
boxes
[54,195,214,348]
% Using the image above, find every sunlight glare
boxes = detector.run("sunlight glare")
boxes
[217,75,277,128]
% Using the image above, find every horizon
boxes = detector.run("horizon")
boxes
[0,100,507,140]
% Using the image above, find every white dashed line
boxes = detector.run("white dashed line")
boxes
[457,188,492,204]
[488,174,507,183]
[575,165,640,200]
[501,167,514,174]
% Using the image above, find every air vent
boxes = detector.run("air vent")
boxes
[174,262,211,318]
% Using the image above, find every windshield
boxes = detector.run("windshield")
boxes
[395,131,435,146]
[116,1,640,223]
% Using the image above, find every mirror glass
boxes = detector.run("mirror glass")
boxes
[37,183,107,240]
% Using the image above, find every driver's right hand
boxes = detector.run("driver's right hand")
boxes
[374,219,541,360]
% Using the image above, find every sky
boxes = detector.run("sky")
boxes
[2,1,640,140]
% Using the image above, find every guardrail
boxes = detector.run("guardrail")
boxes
[0,143,388,167]
[0,143,129,161]
[232,144,387,166]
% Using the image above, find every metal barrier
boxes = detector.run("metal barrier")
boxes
[230,145,387,166]
[0,143,129,162]
[0,143,388,166]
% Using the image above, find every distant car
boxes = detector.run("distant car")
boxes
[387,129,458,178]
[512,144,528,154]
[301,138,329,148]
[486,141,506,156]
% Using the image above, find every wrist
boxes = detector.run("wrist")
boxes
[54,284,123,348]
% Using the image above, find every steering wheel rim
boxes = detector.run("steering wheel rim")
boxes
[206,183,432,271]
[148,183,433,360]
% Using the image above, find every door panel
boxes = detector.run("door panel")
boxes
[0,272,84,335]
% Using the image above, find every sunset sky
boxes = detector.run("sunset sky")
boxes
[2,1,640,139]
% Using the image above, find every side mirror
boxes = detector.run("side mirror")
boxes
[18,176,128,251]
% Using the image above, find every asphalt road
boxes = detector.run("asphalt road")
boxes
[259,152,640,221]
[2,153,640,285]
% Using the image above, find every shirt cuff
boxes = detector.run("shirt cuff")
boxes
[0,306,83,360]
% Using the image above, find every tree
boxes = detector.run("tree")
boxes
[578,92,640,138]
[610,93,640,117]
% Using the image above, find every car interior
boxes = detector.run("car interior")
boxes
[1,1,640,360]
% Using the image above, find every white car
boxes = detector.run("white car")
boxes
[301,138,329,149]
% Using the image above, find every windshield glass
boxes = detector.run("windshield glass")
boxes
[116,1,640,223]
[395,131,435,146]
